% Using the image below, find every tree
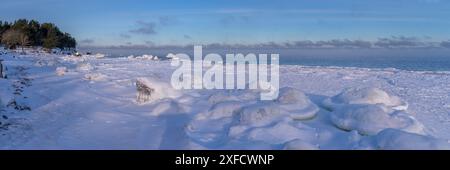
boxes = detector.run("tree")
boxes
[18,31,30,52]
[11,19,28,31]
[28,20,41,46]
[0,19,77,51]
[59,33,76,49]
[1,29,21,49]
[43,34,58,50]
[41,23,61,50]
[1,29,29,52]
[0,21,11,43]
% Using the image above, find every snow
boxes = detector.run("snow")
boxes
[231,119,318,145]
[0,50,449,150]
[374,129,450,150]
[283,139,320,150]
[237,102,285,126]
[323,87,408,111]
[55,67,67,76]
[84,73,107,81]
[93,53,105,58]
[76,63,94,71]
[196,101,243,120]
[135,77,182,103]
[330,104,425,135]
[128,54,159,60]
[0,95,3,109]
[150,99,185,116]
[207,90,259,104]
[277,87,319,120]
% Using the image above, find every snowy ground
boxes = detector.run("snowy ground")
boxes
[0,49,449,150]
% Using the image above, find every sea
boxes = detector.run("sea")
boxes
[79,47,450,71]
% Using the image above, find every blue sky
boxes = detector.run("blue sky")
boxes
[1,0,450,47]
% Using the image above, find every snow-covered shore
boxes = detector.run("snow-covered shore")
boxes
[0,50,449,149]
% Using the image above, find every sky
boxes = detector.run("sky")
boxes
[1,0,450,47]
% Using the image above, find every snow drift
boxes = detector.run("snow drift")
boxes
[375,129,450,150]
[277,87,319,120]
[323,87,408,111]
[55,67,67,76]
[330,104,425,135]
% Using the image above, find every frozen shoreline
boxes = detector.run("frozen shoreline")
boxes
[0,50,449,149]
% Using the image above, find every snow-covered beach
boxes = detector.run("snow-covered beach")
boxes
[0,49,449,150]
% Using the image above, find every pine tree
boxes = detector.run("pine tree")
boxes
[0,19,77,50]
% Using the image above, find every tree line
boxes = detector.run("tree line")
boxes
[0,19,76,50]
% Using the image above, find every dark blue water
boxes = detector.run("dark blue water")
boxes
[79,47,450,71]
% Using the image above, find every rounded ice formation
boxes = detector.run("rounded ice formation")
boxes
[207,90,259,104]
[76,63,94,71]
[197,101,243,120]
[55,67,67,76]
[94,53,105,58]
[166,53,179,60]
[330,104,426,135]
[283,139,319,150]
[229,102,308,138]
[375,129,450,150]
[244,121,317,145]
[229,119,318,145]
[84,73,107,81]
[323,87,408,111]
[135,54,154,60]
[238,103,283,126]
[277,87,319,120]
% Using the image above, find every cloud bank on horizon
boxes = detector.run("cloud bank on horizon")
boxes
[0,0,450,47]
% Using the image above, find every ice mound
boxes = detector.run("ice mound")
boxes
[229,119,318,145]
[277,87,319,120]
[283,139,319,150]
[196,101,244,120]
[166,53,179,60]
[186,101,245,144]
[323,87,408,111]
[136,77,182,103]
[150,99,184,116]
[224,88,321,142]
[84,73,107,81]
[207,90,259,104]
[55,67,67,76]
[245,121,317,144]
[135,54,155,60]
[93,53,105,58]
[61,55,85,63]
[127,54,159,60]
[330,104,426,135]
[76,63,94,71]
[226,103,286,139]
[237,102,284,126]
[375,129,450,150]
